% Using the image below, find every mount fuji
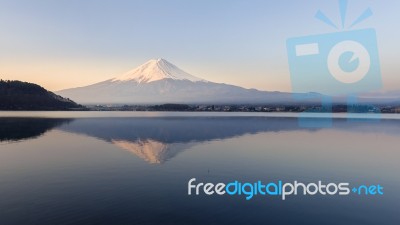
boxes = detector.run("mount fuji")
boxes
[57,58,297,104]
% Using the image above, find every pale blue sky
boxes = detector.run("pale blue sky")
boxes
[0,0,398,91]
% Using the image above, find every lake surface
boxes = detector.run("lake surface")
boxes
[0,112,399,225]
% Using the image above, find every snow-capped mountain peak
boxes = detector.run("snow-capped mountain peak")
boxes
[56,58,295,104]
[112,58,205,83]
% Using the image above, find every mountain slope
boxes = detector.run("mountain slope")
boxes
[358,90,400,104]
[57,58,296,104]
[0,80,84,110]
[112,58,204,83]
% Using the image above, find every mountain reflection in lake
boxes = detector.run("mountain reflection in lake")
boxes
[58,117,313,164]
[0,114,399,225]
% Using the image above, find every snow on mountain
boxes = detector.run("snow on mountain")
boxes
[112,139,195,164]
[56,58,297,104]
[112,58,205,83]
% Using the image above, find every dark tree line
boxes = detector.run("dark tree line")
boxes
[149,104,191,111]
[0,80,84,110]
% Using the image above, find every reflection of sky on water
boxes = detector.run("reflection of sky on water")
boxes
[0,116,399,224]
[2,116,400,166]
[57,117,400,166]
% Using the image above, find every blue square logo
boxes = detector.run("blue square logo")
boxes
[287,29,382,96]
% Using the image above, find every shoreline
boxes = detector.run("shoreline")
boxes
[0,111,399,119]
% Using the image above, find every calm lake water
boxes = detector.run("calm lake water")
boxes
[0,112,399,225]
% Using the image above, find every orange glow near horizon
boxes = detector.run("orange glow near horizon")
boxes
[0,57,398,93]
[0,58,293,92]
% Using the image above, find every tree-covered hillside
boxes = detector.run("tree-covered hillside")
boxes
[0,80,84,110]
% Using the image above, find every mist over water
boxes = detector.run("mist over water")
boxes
[0,113,399,225]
